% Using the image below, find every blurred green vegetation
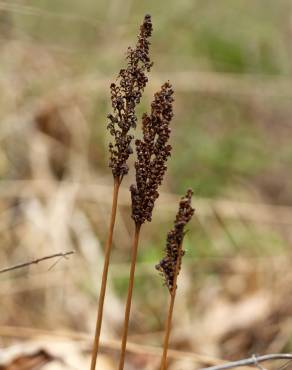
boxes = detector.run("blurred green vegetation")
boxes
[1,2,292,355]
[5,0,292,195]
[2,0,292,263]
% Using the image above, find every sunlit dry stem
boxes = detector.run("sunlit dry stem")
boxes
[90,178,120,370]
[118,223,141,370]
[159,241,183,370]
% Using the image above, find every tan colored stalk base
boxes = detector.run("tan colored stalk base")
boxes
[90,178,120,370]
[159,291,176,370]
[118,224,141,370]
[159,242,183,370]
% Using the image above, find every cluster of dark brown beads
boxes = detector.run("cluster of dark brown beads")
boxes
[108,14,153,180]
[130,82,174,225]
[156,189,194,292]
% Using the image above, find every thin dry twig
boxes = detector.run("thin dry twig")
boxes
[0,251,74,274]
[200,354,292,370]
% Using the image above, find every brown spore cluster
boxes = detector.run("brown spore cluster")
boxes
[130,82,174,225]
[156,189,194,292]
[108,15,153,180]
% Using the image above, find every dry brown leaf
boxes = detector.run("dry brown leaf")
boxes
[0,340,114,370]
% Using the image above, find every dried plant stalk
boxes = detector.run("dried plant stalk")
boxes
[118,83,174,370]
[90,15,153,370]
[90,178,120,370]
[118,224,141,370]
[156,189,195,370]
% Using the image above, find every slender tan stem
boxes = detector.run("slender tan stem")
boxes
[160,242,184,370]
[160,291,176,370]
[90,177,120,370]
[118,224,141,370]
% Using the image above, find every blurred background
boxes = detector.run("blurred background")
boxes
[1,0,292,369]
